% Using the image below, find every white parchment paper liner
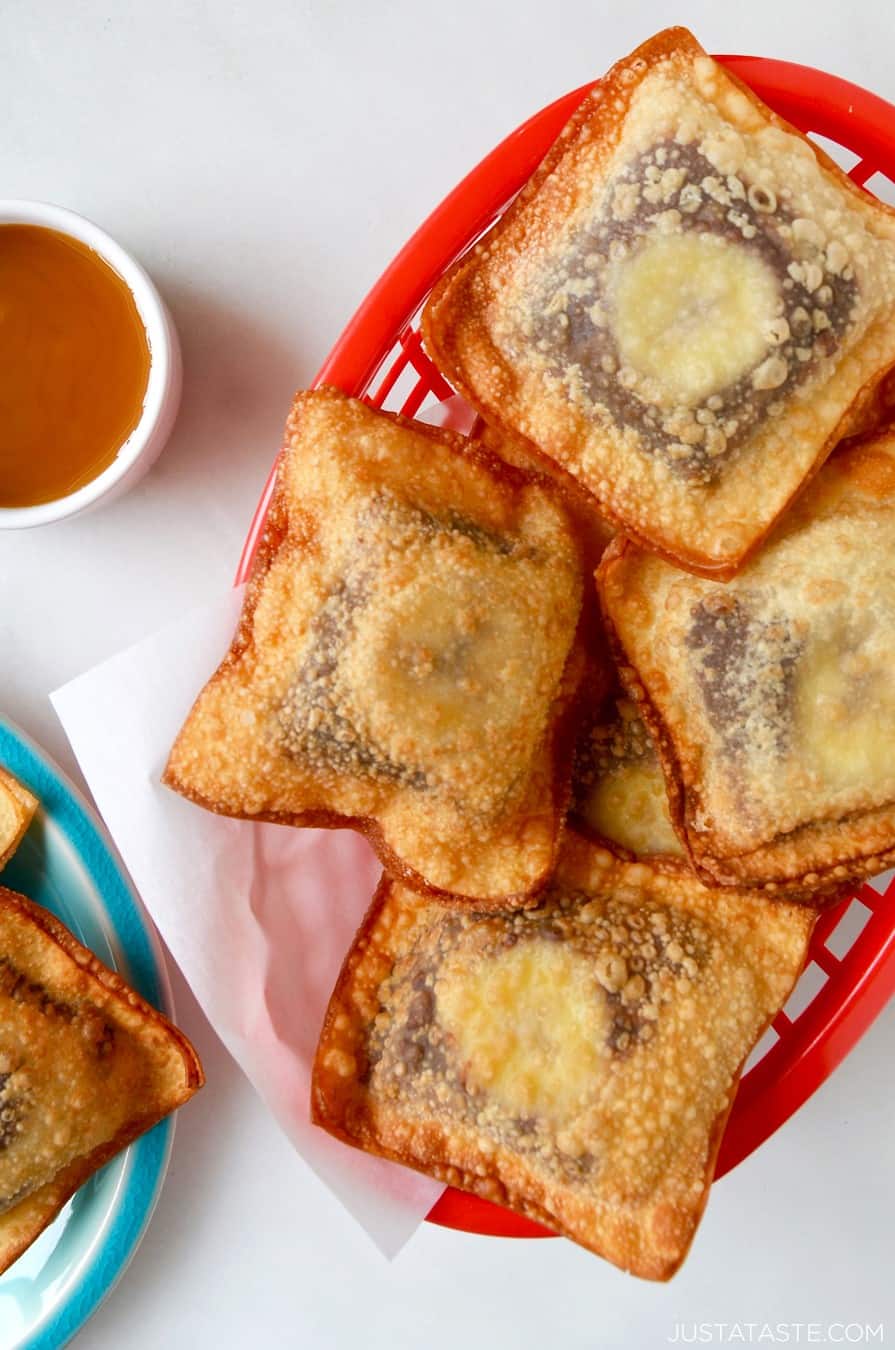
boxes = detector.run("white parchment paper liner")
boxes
[51,586,444,1259]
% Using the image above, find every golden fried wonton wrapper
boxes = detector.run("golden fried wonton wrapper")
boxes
[313,834,813,1279]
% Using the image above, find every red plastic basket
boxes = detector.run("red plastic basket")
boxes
[237,56,895,1239]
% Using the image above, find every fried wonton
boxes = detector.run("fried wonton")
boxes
[571,696,684,862]
[312,834,812,1279]
[598,428,895,897]
[165,389,586,906]
[0,771,37,871]
[422,27,895,578]
[0,886,203,1273]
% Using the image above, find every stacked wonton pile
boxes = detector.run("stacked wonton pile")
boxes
[167,29,895,1277]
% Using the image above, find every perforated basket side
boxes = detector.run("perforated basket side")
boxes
[236,57,895,1238]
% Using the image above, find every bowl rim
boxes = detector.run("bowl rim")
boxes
[0,198,176,528]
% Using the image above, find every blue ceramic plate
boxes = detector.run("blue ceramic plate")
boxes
[0,716,175,1350]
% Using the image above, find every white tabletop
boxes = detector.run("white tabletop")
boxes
[3,0,895,1345]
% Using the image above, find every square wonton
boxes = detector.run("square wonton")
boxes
[165,389,585,906]
[312,834,812,1279]
[598,428,895,897]
[0,886,202,1273]
[423,27,895,578]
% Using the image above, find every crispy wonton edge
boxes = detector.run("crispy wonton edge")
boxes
[164,388,593,910]
[0,885,204,1275]
[420,27,895,580]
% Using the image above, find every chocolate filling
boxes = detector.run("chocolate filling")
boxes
[571,700,655,817]
[0,956,77,1025]
[278,494,518,788]
[527,140,858,482]
[686,593,801,754]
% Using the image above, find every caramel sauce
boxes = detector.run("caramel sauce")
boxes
[0,224,151,508]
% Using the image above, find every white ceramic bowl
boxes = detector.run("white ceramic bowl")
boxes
[0,200,182,528]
